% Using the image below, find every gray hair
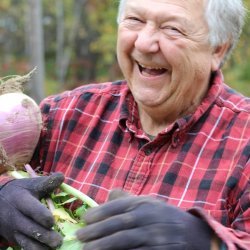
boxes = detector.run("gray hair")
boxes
[117,0,246,66]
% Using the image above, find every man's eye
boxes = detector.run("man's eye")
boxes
[164,26,180,32]
[126,16,143,23]
[162,26,185,36]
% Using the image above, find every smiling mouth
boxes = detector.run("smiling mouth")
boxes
[137,62,167,76]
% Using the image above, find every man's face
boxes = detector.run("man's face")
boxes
[117,0,225,121]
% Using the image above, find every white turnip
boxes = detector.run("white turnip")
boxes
[0,69,42,173]
[1,69,98,250]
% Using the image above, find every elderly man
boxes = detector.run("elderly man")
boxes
[0,0,249,249]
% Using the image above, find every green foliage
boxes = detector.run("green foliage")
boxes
[223,0,250,96]
[50,191,86,250]
[0,0,249,96]
[8,169,98,250]
[88,0,119,72]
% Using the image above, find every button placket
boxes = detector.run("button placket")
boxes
[123,149,151,194]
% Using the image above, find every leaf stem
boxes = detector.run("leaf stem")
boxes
[7,169,98,208]
[60,183,98,208]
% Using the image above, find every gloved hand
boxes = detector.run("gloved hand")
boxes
[0,172,64,250]
[76,190,213,250]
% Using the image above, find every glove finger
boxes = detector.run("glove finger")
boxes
[84,195,147,224]
[77,211,136,242]
[78,210,187,248]
[14,194,55,228]
[82,228,147,250]
[108,189,130,201]
[34,172,64,198]
[14,213,62,249]
[130,247,186,250]
[82,226,186,250]
[15,232,51,250]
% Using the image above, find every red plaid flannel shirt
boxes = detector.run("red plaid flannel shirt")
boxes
[1,71,250,249]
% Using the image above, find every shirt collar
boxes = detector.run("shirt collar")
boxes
[118,70,224,137]
[182,70,223,129]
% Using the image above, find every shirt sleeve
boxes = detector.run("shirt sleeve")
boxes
[29,96,54,170]
[189,159,250,250]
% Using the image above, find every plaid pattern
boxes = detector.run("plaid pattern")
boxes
[1,71,249,249]
[31,71,250,249]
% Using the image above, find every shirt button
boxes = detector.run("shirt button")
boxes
[174,136,180,143]
[144,148,152,156]
[172,136,180,147]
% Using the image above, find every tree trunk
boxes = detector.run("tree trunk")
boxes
[56,0,87,87]
[26,0,45,103]
[55,0,65,86]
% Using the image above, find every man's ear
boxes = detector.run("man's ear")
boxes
[211,42,231,71]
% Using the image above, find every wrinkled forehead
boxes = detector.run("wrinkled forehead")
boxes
[121,0,207,8]
[119,0,207,16]
[118,0,207,23]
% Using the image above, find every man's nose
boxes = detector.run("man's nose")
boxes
[134,25,160,53]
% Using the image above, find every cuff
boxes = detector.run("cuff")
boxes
[188,207,250,250]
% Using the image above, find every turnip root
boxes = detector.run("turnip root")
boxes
[0,69,42,174]
[1,69,98,250]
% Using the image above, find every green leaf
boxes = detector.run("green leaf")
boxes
[57,239,84,250]
[75,204,88,218]
[53,208,78,223]
[58,221,85,238]
[58,197,78,205]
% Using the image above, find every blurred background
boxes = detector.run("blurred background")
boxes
[0,0,249,102]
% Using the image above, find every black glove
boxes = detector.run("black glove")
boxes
[0,173,64,250]
[76,190,213,250]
